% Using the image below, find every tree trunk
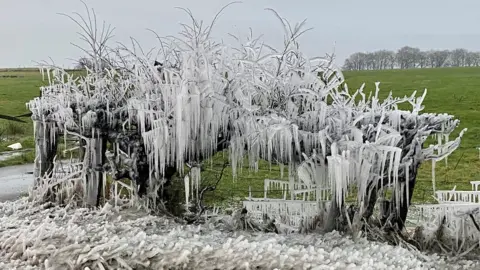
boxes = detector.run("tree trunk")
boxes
[362,182,379,220]
[324,189,345,232]
[33,121,57,186]
[388,162,420,230]
[375,159,420,231]
[79,138,86,162]
[96,137,107,206]
[85,133,105,207]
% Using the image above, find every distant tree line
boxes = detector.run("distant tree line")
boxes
[343,47,480,70]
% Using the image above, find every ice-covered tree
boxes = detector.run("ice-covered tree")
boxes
[27,3,466,234]
[223,11,466,232]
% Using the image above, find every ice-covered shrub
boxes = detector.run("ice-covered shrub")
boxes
[26,3,465,236]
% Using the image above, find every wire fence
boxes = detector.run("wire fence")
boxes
[168,177,440,209]
[199,147,480,206]
[46,146,475,208]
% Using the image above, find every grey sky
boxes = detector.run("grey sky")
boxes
[2,0,480,68]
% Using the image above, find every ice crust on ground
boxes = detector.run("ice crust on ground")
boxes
[0,199,477,270]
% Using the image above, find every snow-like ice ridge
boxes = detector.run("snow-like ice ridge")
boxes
[0,199,478,270]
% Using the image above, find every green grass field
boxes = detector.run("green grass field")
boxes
[0,69,42,166]
[0,67,479,204]
[344,68,480,202]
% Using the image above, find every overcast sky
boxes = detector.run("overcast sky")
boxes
[2,0,480,68]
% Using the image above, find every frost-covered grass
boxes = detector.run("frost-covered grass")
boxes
[1,68,480,203]
[0,198,477,270]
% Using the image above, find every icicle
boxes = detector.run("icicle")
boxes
[114,181,118,207]
[46,68,51,85]
[184,175,190,209]
[405,161,410,208]
[432,159,436,194]
[102,172,107,202]
[444,132,449,167]
[190,166,201,203]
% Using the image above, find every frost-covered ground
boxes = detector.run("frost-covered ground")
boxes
[0,198,478,270]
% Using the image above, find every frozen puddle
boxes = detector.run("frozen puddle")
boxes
[0,149,33,162]
[0,163,33,202]
[0,151,23,162]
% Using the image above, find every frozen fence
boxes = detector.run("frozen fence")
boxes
[471,181,480,192]
[435,190,480,204]
[244,179,332,230]
[260,179,331,201]
[416,203,480,244]
[434,180,480,204]
[243,200,330,229]
[263,179,290,199]
[51,162,84,179]
[416,178,480,245]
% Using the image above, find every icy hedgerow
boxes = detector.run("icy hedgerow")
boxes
[26,3,465,238]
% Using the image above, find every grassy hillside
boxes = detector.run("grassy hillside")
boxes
[0,70,44,165]
[344,68,480,201]
[0,67,479,203]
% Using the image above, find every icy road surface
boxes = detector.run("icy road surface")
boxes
[0,199,478,270]
[0,164,33,202]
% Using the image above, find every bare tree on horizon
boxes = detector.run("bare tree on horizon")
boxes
[343,47,480,70]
